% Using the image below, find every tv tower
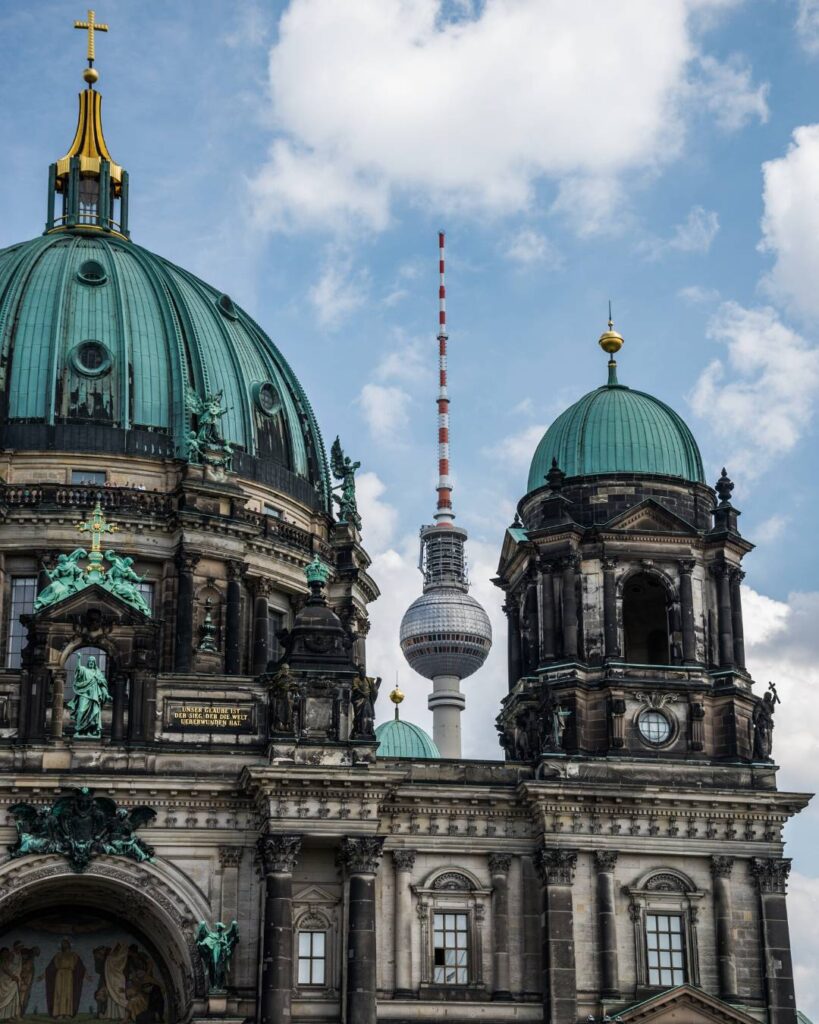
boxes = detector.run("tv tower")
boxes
[399,232,492,758]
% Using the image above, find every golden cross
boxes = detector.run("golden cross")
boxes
[74,9,108,63]
[76,500,117,556]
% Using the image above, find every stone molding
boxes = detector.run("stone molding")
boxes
[750,856,791,894]
[337,836,384,876]
[257,833,302,874]
[535,847,577,886]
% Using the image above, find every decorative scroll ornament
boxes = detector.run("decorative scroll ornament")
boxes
[33,502,151,617]
[431,871,473,891]
[634,691,679,710]
[8,787,155,872]
[330,436,362,529]
[195,920,239,993]
[185,385,234,471]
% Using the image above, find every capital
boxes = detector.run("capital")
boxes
[711,856,734,880]
[393,848,416,872]
[257,833,302,875]
[488,853,512,875]
[219,846,244,868]
[678,559,695,575]
[176,548,201,573]
[750,857,791,894]
[594,850,618,873]
[535,846,576,886]
[337,835,384,876]
[227,559,248,581]
[601,557,617,573]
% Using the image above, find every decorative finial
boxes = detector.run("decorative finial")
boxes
[74,9,108,86]
[715,468,734,506]
[546,457,565,492]
[598,306,624,386]
[390,684,405,720]
[76,499,117,576]
[304,555,330,589]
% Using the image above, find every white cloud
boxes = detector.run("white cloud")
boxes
[753,513,789,545]
[374,333,429,385]
[669,205,720,252]
[689,302,819,476]
[505,228,563,268]
[482,423,547,471]
[796,0,819,56]
[761,124,819,319]
[358,383,412,442]
[690,53,768,131]
[678,284,721,304]
[355,471,400,557]
[550,176,631,238]
[251,0,762,232]
[308,245,370,327]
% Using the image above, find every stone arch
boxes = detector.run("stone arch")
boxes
[422,866,484,892]
[617,565,677,665]
[0,855,211,1022]
[632,866,698,894]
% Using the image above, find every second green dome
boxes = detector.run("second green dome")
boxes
[527,375,705,493]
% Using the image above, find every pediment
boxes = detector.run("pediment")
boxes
[619,985,760,1023]
[32,582,147,622]
[496,524,528,574]
[603,499,697,536]
[293,884,336,904]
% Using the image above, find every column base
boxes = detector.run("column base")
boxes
[393,989,417,999]
[492,990,513,1001]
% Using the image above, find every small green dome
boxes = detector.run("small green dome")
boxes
[375,719,440,759]
[527,371,705,492]
[0,232,329,509]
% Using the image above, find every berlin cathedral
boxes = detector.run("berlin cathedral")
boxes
[0,11,810,1024]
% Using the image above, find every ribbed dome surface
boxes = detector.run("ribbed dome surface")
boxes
[527,380,704,492]
[375,719,440,759]
[0,232,329,508]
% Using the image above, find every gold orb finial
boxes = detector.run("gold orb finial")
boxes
[390,685,405,720]
[82,67,99,84]
[598,301,624,356]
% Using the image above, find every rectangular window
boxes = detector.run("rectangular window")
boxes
[135,582,155,614]
[297,931,325,985]
[268,610,285,663]
[6,577,36,669]
[71,470,107,486]
[263,504,283,519]
[646,913,686,986]
[432,912,469,985]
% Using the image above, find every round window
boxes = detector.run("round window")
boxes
[76,259,107,285]
[217,293,238,319]
[254,381,282,417]
[638,709,672,745]
[70,340,112,377]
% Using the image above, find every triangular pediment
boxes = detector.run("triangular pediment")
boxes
[603,498,698,536]
[618,985,760,1023]
[33,582,147,622]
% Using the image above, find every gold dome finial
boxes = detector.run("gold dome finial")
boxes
[74,9,108,86]
[390,684,405,720]
[598,300,624,356]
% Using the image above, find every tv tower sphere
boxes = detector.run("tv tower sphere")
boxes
[399,232,492,758]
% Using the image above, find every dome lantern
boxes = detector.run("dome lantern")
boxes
[46,9,129,239]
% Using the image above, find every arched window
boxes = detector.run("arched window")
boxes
[623,572,670,665]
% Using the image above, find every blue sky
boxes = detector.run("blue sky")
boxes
[2,0,819,1010]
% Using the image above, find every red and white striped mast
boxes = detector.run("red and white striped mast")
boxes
[434,230,454,523]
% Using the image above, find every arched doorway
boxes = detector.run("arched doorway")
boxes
[622,572,670,664]
[0,907,172,1023]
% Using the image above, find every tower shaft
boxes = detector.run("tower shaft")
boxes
[435,231,453,522]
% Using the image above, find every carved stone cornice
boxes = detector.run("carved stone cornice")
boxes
[337,836,384,876]
[535,847,576,886]
[257,833,302,875]
[594,850,618,873]
[488,853,512,875]
[750,857,791,894]
[711,856,734,880]
[393,849,416,872]
[218,847,243,868]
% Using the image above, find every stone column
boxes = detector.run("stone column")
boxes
[392,849,416,998]
[257,833,302,1024]
[225,561,246,675]
[713,563,735,669]
[503,598,523,691]
[173,550,199,673]
[751,858,798,1024]
[536,847,577,1024]
[730,569,746,670]
[712,857,738,1000]
[49,669,66,739]
[594,851,620,998]
[219,847,243,923]
[251,579,271,676]
[539,561,556,663]
[489,853,512,1000]
[110,673,127,742]
[602,558,619,659]
[561,557,579,661]
[338,836,384,1024]
[678,560,697,663]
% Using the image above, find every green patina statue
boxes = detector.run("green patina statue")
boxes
[195,920,239,992]
[104,551,152,615]
[304,555,330,588]
[330,436,362,529]
[8,787,156,872]
[68,655,111,738]
[33,549,88,610]
[185,385,233,471]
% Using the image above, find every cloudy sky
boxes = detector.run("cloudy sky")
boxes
[2,0,819,1009]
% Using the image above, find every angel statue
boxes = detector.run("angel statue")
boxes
[185,386,233,470]
[104,551,152,616]
[101,806,156,862]
[33,549,88,611]
[196,920,239,992]
[331,436,362,529]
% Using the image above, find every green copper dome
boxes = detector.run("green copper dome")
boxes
[375,718,440,759]
[527,365,705,492]
[0,232,329,508]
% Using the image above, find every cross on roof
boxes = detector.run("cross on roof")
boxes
[74,9,108,64]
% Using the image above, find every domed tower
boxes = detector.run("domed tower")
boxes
[495,316,766,765]
[399,234,491,758]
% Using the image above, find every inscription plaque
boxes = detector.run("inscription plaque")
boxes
[165,700,256,734]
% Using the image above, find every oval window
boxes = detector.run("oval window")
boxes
[70,340,112,377]
[217,293,238,319]
[638,709,672,745]
[254,381,282,417]
[76,259,107,285]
